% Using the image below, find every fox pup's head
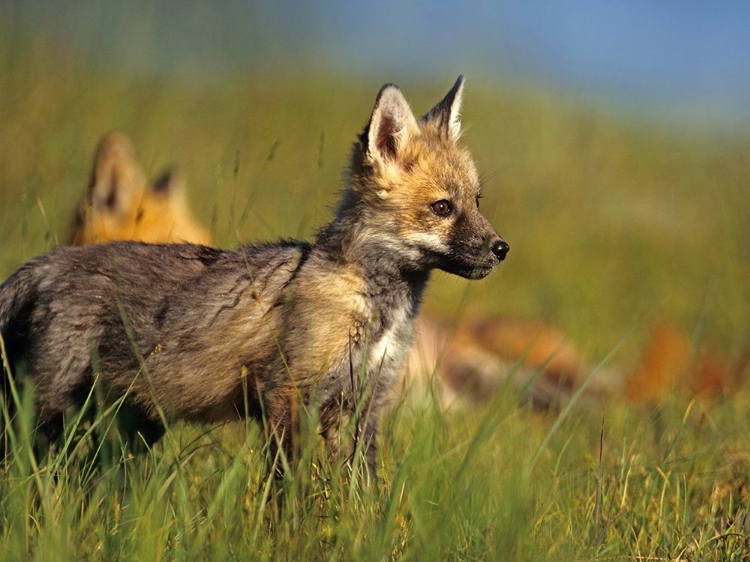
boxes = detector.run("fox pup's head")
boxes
[343,76,509,279]
[70,131,211,246]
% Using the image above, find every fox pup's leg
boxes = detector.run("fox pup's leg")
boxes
[33,410,65,457]
[320,398,379,477]
[265,384,300,477]
[356,407,380,477]
[116,403,165,452]
[320,399,346,469]
[32,370,93,455]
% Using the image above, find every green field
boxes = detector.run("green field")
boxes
[1,39,749,560]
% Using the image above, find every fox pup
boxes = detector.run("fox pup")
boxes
[0,77,509,473]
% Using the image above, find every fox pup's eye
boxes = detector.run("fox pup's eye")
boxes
[430,200,453,217]
[476,194,482,208]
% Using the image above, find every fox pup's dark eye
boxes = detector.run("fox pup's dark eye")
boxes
[476,194,482,208]
[430,200,453,217]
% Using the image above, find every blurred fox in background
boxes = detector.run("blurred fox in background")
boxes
[404,317,747,410]
[70,131,211,246]
[403,317,586,410]
[624,322,748,404]
[69,134,745,410]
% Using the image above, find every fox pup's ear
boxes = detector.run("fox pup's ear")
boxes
[88,131,147,217]
[366,84,419,168]
[422,75,465,141]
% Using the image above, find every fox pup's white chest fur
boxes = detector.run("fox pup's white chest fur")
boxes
[358,303,415,394]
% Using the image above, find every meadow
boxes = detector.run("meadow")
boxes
[1,40,749,560]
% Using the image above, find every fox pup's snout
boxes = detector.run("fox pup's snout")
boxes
[454,231,509,279]
[435,200,509,279]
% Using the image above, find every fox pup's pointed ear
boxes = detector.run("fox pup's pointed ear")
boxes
[366,84,419,167]
[422,75,465,141]
[88,131,146,216]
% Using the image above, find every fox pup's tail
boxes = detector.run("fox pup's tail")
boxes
[0,264,38,367]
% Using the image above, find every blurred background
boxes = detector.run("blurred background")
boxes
[0,0,748,390]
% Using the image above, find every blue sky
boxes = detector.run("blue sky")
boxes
[9,0,750,129]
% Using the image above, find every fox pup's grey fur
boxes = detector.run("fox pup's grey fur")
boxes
[0,76,509,473]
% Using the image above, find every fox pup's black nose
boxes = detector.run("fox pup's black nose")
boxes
[491,239,510,261]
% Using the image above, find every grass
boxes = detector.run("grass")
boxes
[1,33,749,560]
[2,374,748,560]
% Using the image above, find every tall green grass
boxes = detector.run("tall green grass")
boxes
[1,38,749,560]
[2,360,749,560]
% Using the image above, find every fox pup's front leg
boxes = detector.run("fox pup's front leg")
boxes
[318,392,381,477]
[265,384,301,477]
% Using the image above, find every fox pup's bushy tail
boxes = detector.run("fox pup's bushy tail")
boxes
[1,263,38,398]
[0,265,36,347]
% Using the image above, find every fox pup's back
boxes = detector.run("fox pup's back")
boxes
[1,242,305,441]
